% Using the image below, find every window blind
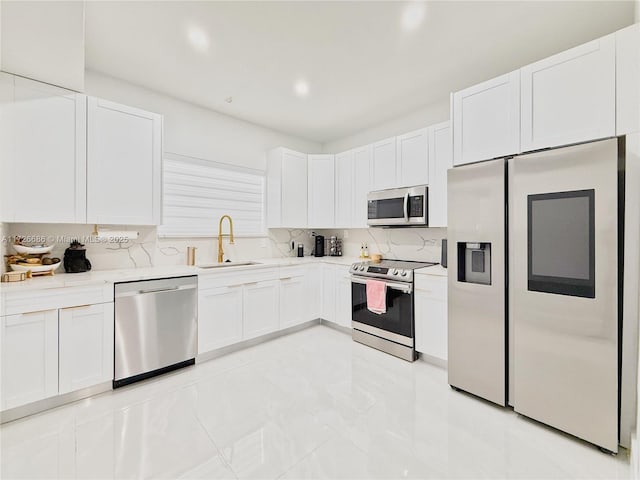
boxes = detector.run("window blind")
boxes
[158,153,266,237]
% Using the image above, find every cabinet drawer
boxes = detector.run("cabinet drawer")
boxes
[198,267,280,289]
[279,265,306,279]
[415,276,447,301]
[1,284,113,316]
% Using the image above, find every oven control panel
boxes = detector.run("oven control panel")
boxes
[349,262,412,282]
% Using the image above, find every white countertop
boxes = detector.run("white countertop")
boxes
[415,264,448,277]
[0,255,356,294]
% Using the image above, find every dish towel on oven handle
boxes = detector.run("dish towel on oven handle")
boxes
[366,279,387,315]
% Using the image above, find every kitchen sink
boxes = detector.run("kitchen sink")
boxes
[197,261,262,269]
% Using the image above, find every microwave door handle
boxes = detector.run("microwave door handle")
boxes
[403,192,410,222]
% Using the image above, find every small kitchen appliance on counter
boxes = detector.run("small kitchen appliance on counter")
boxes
[63,240,92,273]
[349,259,437,361]
[314,235,325,257]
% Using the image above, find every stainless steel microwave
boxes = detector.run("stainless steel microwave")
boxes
[367,185,428,227]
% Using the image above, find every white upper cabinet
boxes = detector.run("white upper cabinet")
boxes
[1,310,58,410]
[87,98,162,225]
[428,122,452,227]
[352,145,372,228]
[335,150,354,228]
[372,137,397,190]
[308,154,335,228]
[616,24,640,136]
[521,34,615,151]
[452,70,520,166]
[1,75,87,223]
[58,303,114,394]
[267,147,308,228]
[396,128,429,187]
[0,1,85,92]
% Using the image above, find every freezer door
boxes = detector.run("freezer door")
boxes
[510,138,619,452]
[447,159,506,406]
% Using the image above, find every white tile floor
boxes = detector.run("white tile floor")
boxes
[0,325,631,479]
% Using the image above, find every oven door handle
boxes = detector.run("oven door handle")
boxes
[351,276,412,294]
[403,192,410,223]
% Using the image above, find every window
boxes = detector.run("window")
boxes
[527,189,595,298]
[158,153,265,237]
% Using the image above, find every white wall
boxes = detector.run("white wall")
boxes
[322,97,450,153]
[85,71,320,171]
[1,1,85,91]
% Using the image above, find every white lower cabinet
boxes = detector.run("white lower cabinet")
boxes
[305,265,323,320]
[414,274,448,361]
[243,280,280,340]
[280,275,307,329]
[321,264,336,324]
[198,285,243,353]
[334,268,352,328]
[1,310,59,410]
[58,303,114,394]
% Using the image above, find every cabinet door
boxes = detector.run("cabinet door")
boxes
[321,265,336,323]
[198,285,243,353]
[334,268,352,328]
[6,76,87,223]
[59,303,114,394]
[616,24,640,136]
[1,310,58,410]
[414,276,448,361]
[280,276,307,329]
[396,128,429,187]
[428,122,452,227]
[335,151,354,228]
[452,70,520,166]
[521,34,615,151]
[281,149,308,228]
[87,97,162,225]
[0,73,14,222]
[308,154,335,228]
[243,280,279,340]
[372,137,397,190]
[352,145,372,228]
[305,265,323,320]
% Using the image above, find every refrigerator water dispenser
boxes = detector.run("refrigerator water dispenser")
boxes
[457,242,491,285]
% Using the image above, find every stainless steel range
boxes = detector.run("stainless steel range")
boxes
[349,259,437,361]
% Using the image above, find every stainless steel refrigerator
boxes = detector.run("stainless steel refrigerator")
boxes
[448,138,620,453]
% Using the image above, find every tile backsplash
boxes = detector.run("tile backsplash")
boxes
[2,224,316,272]
[2,223,446,273]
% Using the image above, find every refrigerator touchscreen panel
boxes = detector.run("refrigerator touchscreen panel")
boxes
[527,189,595,298]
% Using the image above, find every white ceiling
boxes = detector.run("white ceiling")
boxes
[85,1,635,144]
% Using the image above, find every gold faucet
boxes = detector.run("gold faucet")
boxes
[217,215,234,263]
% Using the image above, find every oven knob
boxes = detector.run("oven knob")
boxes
[401,271,408,277]
[359,265,365,271]
[392,269,398,275]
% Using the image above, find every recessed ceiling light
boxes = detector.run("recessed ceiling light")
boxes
[294,80,309,97]
[401,2,427,32]
[187,26,209,52]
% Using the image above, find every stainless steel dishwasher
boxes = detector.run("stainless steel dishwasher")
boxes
[114,275,198,388]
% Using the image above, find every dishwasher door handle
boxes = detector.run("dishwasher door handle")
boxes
[116,284,197,298]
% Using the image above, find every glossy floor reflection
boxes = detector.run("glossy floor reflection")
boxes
[0,325,631,479]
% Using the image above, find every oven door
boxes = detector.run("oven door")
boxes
[351,276,414,345]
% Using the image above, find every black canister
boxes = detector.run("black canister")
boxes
[314,235,325,257]
[297,244,304,257]
[64,240,92,273]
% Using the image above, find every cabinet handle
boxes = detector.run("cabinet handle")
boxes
[62,304,93,310]
[244,282,259,286]
[280,277,292,281]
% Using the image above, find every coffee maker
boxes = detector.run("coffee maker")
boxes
[314,235,325,257]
